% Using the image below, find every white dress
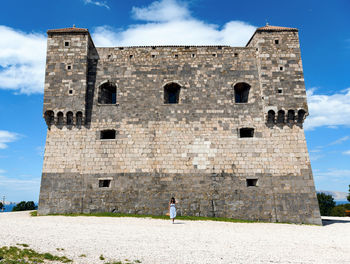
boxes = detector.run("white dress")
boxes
[169,203,176,219]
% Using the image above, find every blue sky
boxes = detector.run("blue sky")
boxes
[0,0,349,202]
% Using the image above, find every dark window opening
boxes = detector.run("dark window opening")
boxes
[76,111,83,127]
[174,54,178,58]
[275,39,279,44]
[66,112,73,125]
[100,130,116,140]
[280,66,284,71]
[69,89,73,94]
[234,82,250,103]
[64,41,70,47]
[267,110,275,124]
[164,83,181,104]
[57,112,64,126]
[67,65,72,70]
[98,82,117,104]
[278,88,283,94]
[287,110,295,123]
[246,179,258,187]
[234,53,238,57]
[151,54,156,58]
[297,109,306,123]
[191,54,196,58]
[119,47,124,50]
[44,110,54,126]
[212,53,217,57]
[129,55,133,59]
[277,110,285,123]
[240,128,254,138]
[99,179,111,188]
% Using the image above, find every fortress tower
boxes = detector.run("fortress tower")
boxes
[38,25,322,225]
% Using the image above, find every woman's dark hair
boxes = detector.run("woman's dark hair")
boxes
[170,197,175,203]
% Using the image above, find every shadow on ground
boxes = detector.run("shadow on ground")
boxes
[322,217,350,226]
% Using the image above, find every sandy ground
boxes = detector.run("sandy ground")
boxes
[0,212,350,264]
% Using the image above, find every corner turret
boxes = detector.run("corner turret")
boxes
[247,25,308,126]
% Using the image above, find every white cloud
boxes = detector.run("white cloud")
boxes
[83,0,110,9]
[305,88,350,130]
[0,130,19,149]
[92,0,256,46]
[328,136,349,146]
[0,26,46,94]
[343,150,350,155]
[131,0,190,22]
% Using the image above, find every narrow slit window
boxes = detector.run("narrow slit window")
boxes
[99,179,111,188]
[239,128,254,138]
[246,179,258,187]
[100,130,116,139]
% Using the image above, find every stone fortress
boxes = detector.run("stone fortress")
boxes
[38,24,322,225]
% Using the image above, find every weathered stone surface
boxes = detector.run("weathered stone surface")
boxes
[38,25,322,225]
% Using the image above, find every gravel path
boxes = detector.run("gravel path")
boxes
[1,211,350,264]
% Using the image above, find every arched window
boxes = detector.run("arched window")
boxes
[98,82,117,104]
[66,111,73,125]
[234,82,250,103]
[277,110,285,123]
[297,109,306,123]
[76,111,83,127]
[164,82,181,104]
[267,110,275,124]
[44,111,54,126]
[57,112,64,126]
[287,110,295,123]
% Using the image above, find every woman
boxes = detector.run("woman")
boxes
[169,197,176,223]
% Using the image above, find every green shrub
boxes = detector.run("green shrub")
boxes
[317,193,335,216]
[12,201,37,212]
[331,205,346,216]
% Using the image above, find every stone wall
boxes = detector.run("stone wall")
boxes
[38,26,322,225]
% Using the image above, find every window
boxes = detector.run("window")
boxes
[67,65,72,70]
[280,66,284,71]
[239,128,254,138]
[69,89,73,95]
[98,82,117,104]
[174,54,178,58]
[278,88,283,94]
[129,55,133,59]
[246,179,258,187]
[100,130,116,140]
[44,110,54,126]
[66,111,73,125]
[212,53,217,57]
[76,111,83,127]
[164,83,181,104]
[151,54,156,58]
[234,82,250,103]
[64,41,70,47]
[191,54,196,58]
[297,109,306,123]
[99,179,111,188]
[275,39,279,44]
[234,53,238,57]
[287,110,295,123]
[277,110,285,123]
[267,110,275,124]
[57,112,64,126]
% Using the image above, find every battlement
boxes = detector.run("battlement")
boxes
[39,25,321,225]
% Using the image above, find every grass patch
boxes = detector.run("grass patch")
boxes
[16,243,29,248]
[30,211,37,216]
[0,246,72,263]
[79,254,86,257]
[104,260,142,264]
[47,212,255,223]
